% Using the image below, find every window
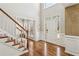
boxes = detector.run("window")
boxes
[43,3,56,9]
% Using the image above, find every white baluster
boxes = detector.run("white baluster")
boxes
[29,41,34,56]
[57,47,60,56]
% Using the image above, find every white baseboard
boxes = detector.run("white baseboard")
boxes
[65,49,79,56]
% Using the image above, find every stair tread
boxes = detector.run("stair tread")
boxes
[0,38,7,42]
[18,47,25,51]
[0,42,23,51]
[6,42,14,46]
[13,44,20,48]
[18,49,29,55]
[0,38,28,55]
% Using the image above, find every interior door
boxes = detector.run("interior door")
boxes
[45,17,58,43]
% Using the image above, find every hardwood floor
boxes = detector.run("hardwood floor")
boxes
[21,40,73,56]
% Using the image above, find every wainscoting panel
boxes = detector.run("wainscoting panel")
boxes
[65,35,79,55]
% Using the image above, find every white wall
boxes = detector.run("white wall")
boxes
[0,3,40,20]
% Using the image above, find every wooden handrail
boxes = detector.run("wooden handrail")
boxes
[0,8,28,32]
[16,27,22,32]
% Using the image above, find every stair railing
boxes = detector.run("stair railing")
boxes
[0,8,35,55]
[0,8,28,51]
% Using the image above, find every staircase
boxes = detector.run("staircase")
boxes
[0,8,29,56]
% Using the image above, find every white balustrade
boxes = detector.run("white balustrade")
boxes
[0,10,16,38]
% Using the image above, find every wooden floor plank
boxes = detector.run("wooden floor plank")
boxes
[21,40,73,56]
